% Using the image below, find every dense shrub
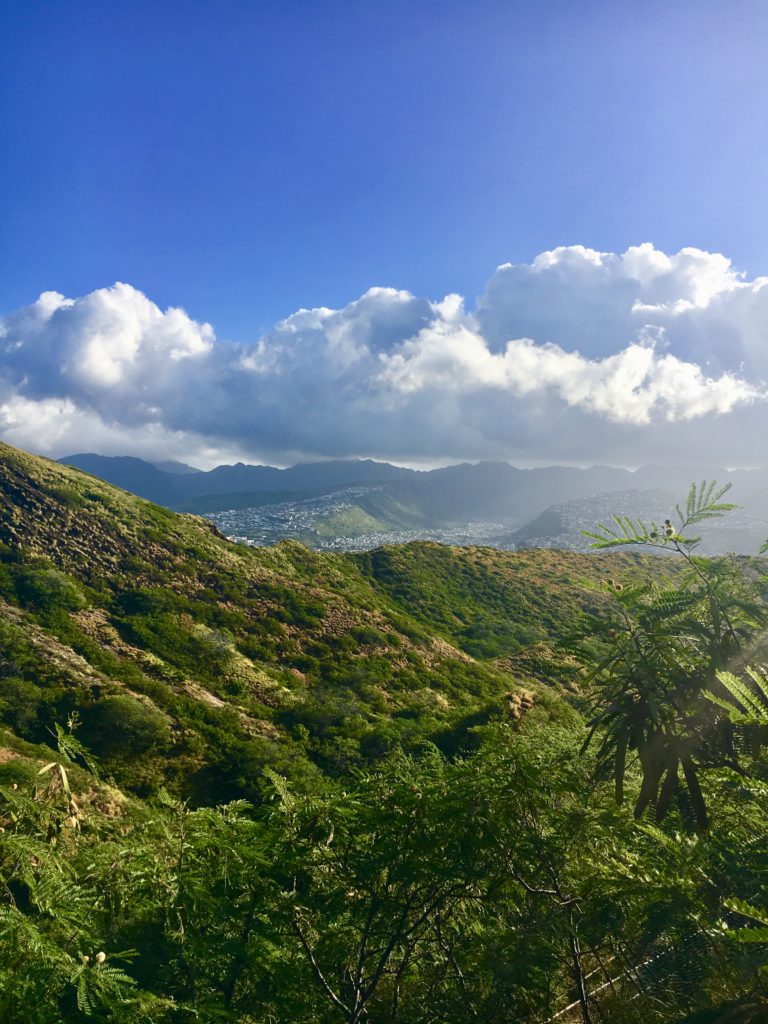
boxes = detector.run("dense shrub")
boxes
[0,677,45,736]
[15,567,87,613]
[81,695,168,758]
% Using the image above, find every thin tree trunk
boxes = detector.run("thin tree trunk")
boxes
[567,913,593,1024]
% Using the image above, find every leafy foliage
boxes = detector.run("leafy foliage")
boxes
[583,480,738,552]
[0,447,767,1019]
[582,482,768,830]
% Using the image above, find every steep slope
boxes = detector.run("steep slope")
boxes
[355,542,627,661]
[58,453,185,504]
[1,442,633,803]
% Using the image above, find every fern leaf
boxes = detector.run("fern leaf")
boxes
[725,898,768,927]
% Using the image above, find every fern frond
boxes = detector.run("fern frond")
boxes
[725,897,768,927]
[710,669,768,724]
[683,481,737,526]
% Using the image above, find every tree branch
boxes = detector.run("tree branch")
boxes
[292,911,351,1019]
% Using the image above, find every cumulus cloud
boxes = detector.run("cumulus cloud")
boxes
[476,243,768,374]
[379,326,756,424]
[0,244,766,467]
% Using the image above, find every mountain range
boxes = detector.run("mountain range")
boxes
[59,452,768,553]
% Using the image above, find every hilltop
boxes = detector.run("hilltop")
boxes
[0,441,638,801]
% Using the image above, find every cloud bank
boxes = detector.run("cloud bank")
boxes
[1,244,766,467]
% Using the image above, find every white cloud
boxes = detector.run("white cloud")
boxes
[379,326,758,424]
[0,244,766,467]
[476,243,768,374]
[0,394,251,470]
[1,282,212,402]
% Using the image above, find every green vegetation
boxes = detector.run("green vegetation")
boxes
[0,446,767,1021]
[312,504,388,538]
[0,442,625,799]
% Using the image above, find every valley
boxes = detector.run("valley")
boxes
[206,484,513,550]
[61,452,768,556]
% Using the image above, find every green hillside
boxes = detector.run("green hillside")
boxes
[313,486,432,536]
[0,441,631,802]
[354,542,646,659]
[1,443,768,1022]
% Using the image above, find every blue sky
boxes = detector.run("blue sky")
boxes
[2,0,767,338]
[2,0,768,468]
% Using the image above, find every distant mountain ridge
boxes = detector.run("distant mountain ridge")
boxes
[59,453,417,506]
[60,454,183,504]
[60,453,768,533]
[153,459,201,475]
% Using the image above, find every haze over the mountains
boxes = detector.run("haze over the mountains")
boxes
[60,451,768,555]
